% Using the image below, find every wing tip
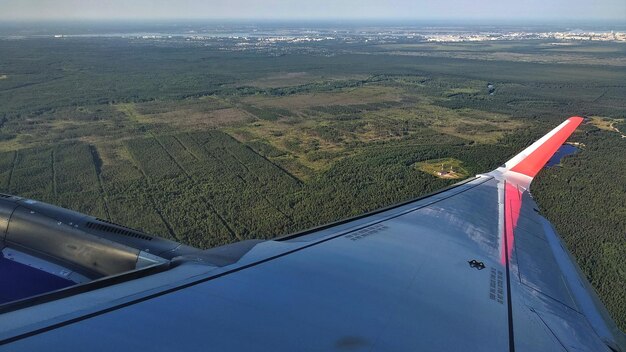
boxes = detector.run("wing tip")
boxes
[505,116,584,179]
[568,116,585,124]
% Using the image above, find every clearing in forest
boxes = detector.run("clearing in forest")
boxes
[414,158,469,179]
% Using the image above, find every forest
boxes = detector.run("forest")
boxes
[0,37,624,329]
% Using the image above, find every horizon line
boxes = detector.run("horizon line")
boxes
[1,17,625,23]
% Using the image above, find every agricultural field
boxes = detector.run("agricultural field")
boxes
[0,37,624,328]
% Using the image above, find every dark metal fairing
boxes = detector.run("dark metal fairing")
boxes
[10,198,197,259]
[5,206,140,278]
[77,217,199,259]
[0,193,202,283]
[0,194,201,259]
[0,193,197,311]
[0,196,19,242]
[15,198,88,226]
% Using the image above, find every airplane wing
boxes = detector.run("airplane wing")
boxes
[0,117,624,351]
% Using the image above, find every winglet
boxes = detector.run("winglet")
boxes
[484,117,584,190]
[504,116,584,178]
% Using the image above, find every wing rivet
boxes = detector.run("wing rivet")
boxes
[468,259,486,270]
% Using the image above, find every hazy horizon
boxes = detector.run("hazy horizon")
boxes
[1,0,625,22]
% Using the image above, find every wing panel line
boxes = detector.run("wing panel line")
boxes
[504,180,517,352]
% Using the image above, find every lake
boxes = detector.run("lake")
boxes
[545,144,579,167]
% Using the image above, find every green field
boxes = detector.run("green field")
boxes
[0,38,624,328]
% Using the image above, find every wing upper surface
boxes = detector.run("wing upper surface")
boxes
[2,176,517,351]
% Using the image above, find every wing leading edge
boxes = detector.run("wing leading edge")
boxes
[0,117,624,352]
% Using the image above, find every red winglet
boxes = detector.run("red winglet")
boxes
[507,116,584,178]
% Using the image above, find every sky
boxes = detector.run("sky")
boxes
[0,0,625,22]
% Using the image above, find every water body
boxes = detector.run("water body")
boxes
[545,144,579,167]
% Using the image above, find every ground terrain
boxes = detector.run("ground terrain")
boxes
[0,36,624,328]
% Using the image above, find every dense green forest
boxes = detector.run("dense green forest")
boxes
[0,37,624,329]
[534,127,626,328]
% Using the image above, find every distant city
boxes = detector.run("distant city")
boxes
[422,30,626,42]
[1,21,625,44]
[49,29,626,43]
